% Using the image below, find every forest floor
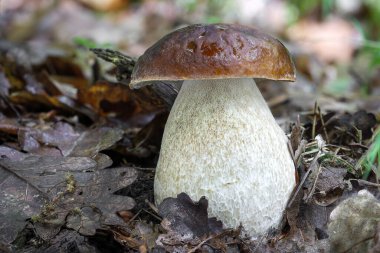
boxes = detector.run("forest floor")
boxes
[0,1,380,252]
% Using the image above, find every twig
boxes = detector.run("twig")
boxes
[126,209,142,226]
[287,152,322,208]
[143,199,162,221]
[89,48,136,66]
[348,143,368,149]
[144,199,159,214]
[135,167,155,172]
[350,179,380,188]
[142,208,162,221]
[0,93,21,119]
[317,105,330,143]
[342,235,375,253]
[288,139,295,164]
[251,232,269,253]
[188,235,214,253]
[305,163,323,202]
[312,101,317,140]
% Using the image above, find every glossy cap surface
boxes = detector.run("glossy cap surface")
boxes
[130,24,296,88]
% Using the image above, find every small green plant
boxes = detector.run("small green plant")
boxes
[73,37,113,49]
[321,0,334,18]
[357,126,380,179]
[351,19,380,96]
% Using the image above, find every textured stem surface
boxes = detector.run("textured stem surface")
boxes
[155,78,295,235]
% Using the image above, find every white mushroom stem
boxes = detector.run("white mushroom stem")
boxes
[155,78,296,235]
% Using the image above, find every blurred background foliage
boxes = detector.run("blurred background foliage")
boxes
[1,0,379,124]
[1,0,379,114]
[1,2,380,251]
[0,0,380,205]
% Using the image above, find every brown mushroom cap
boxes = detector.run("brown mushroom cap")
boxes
[130,24,296,88]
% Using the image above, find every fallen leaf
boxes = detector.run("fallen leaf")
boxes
[317,167,347,191]
[18,121,80,155]
[35,229,97,252]
[66,206,102,236]
[158,193,220,239]
[67,126,124,157]
[0,147,47,245]
[78,81,157,119]
[0,148,137,243]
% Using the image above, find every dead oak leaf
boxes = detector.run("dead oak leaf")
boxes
[0,147,137,242]
[67,126,124,157]
[157,193,223,250]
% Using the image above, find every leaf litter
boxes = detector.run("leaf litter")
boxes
[0,47,378,253]
[0,2,379,252]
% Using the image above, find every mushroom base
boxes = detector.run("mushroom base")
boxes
[154,78,296,236]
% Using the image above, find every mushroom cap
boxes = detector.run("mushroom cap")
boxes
[130,23,296,88]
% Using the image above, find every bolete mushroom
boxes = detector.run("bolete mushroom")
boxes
[130,24,296,236]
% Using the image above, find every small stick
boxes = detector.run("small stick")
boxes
[288,140,295,164]
[126,209,142,225]
[312,101,317,140]
[305,163,323,202]
[188,235,214,253]
[144,199,159,214]
[350,179,380,187]
[142,208,162,221]
[317,105,330,144]
[287,152,321,208]
[135,167,155,172]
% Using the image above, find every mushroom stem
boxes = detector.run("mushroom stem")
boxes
[155,78,296,235]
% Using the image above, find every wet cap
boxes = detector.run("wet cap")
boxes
[130,24,296,88]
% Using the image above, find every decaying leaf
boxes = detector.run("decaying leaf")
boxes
[67,126,124,157]
[18,121,80,155]
[313,167,347,206]
[156,193,224,252]
[158,193,223,239]
[111,221,161,252]
[78,82,136,117]
[0,146,137,244]
[0,162,46,245]
[33,229,98,252]
[1,2,379,252]
[66,207,102,236]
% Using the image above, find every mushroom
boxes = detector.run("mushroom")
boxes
[130,24,296,236]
